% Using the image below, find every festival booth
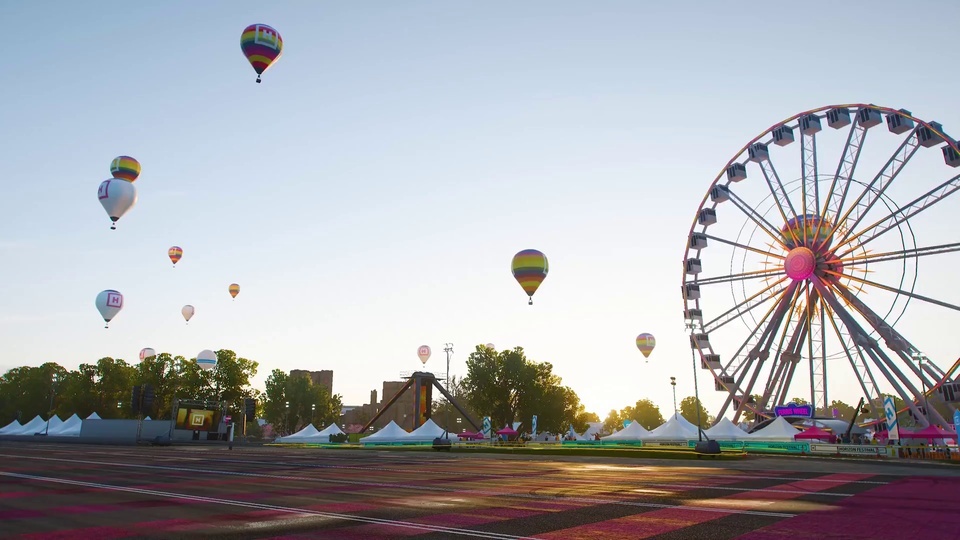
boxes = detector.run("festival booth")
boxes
[496,425,519,442]
[900,425,958,444]
[276,423,319,443]
[5,415,47,436]
[360,420,410,445]
[642,413,699,447]
[795,425,837,443]
[404,419,449,443]
[86,412,102,420]
[704,418,751,440]
[314,423,346,441]
[0,419,22,435]
[47,414,82,437]
[458,430,484,441]
[742,416,807,453]
[600,420,650,444]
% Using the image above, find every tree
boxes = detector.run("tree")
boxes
[462,345,584,434]
[679,396,713,428]
[827,399,857,422]
[431,375,479,432]
[262,370,342,435]
[604,399,665,432]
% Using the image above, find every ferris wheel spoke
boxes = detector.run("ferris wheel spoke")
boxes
[800,129,819,218]
[726,190,789,250]
[703,279,787,334]
[835,171,960,258]
[759,304,807,410]
[812,117,868,250]
[694,268,783,287]
[823,304,883,408]
[721,286,793,376]
[807,290,828,412]
[823,129,922,250]
[833,271,960,313]
[756,157,803,247]
[840,242,960,266]
[701,233,786,259]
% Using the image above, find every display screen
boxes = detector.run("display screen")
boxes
[175,407,221,431]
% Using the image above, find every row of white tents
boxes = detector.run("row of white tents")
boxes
[0,412,103,437]
[602,413,803,442]
[275,422,346,443]
[276,419,452,445]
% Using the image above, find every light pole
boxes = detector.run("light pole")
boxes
[670,377,677,415]
[911,352,930,425]
[285,401,290,434]
[311,403,316,426]
[443,343,454,438]
[45,373,60,435]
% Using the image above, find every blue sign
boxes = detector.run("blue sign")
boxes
[774,403,813,417]
[953,410,960,439]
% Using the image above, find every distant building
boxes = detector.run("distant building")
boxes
[340,381,420,431]
[289,369,333,396]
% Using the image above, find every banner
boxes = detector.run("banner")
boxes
[954,410,960,441]
[482,416,491,438]
[883,396,899,441]
[531,415,538,437]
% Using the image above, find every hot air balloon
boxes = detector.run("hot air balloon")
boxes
[97,178,137,230]
[417,345,431,365]
[139,348,156,361]
[486,343,496,350]
[168,246,183,267]
[95,289,124,328]
[110,156,141,182]
[181,305,195,324]
[229,283,240,299]
[241,24,283,83]
[511,249,549,305]
[196,349,217,371]
[636,333,656,360]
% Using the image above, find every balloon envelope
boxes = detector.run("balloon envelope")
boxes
[110,156,141,182]
[636,333,656,358]
[97,179,137,229]
[95,290,124,325]
[196,349,217,371]
[168,246,183,266]
[241,24,283,81]
[139,348,156,361]
[229,283,240,298]
[181,305,195,322]
[511,249,549,304]
[417,345,431,365]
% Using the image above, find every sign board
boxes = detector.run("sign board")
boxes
[953,410,960,440]
[531,415,538,437]
[482,416,491,438]
[623,419,632,428]
[883,396,900,441]
[774,403,813,417]
[810,444,887,456]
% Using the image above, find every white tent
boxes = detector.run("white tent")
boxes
[316,423,346,438]
[704,417,751,440]
[360,420,410,444]
[144,416,152,421]
[276,423,320,443]
[580,422,603,439]
[645,413,699,440]
[601,420,651,441]
[46,415,63,433]
[0,419,22,435]
[747,416,800,441]
[86,412,101,420]
[9,415,47,436]
[48,414,82,437]
[405,419,449,442]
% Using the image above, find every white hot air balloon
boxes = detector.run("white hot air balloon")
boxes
[196,349,217,371]
[417,345,431,365]
[181,305,195,324]
[97,178,138,230]
[139,348,156,361]
[486,343,496,350]
[95,289,124,328]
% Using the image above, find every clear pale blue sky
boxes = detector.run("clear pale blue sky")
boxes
[2,1,959,419]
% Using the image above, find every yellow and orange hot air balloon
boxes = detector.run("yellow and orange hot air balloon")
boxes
[511,249,549,305]
[229,283,240,300]
[168,246,183,267]
[636,333,656,361]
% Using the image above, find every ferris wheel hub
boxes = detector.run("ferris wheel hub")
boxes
[784,247,816,280]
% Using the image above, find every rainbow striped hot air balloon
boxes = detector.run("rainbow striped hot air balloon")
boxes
[636,333,656,361]
[110,156,141,182]
[240,24,283,83]
[511,249,549,305]
[168,246,183,267]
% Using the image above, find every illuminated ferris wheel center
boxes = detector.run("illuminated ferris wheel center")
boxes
[784,247,816,280]
[780,214,835,280]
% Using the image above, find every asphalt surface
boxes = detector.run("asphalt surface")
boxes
[1,441,959,539]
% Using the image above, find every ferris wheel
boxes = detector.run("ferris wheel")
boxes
[681,103,960,426]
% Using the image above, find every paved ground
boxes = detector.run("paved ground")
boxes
[1,442,959,539]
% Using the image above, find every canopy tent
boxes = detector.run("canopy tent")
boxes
[900,425,958,440]
[316,423,345,438]
[0,420,22,435]
[405,419,449,442]
[795,425,837,442]
[144,416,152,421]
[704,417,751,441]
[276,423,320,443]
[646,413,699,440]
[458,431,484,440]
[496,426,518,436]
[45,415,63,433]
[360,421,410,444]
[747,416,800,441]
[581,422,603,439]
[47,414,82,437]
[86,412,102,420]
[602,419,651,441]
[8,415,47,436]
